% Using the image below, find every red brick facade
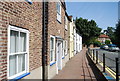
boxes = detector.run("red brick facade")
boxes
[0,1,67,80]
[0,2,42,79]
[47,2,66,63]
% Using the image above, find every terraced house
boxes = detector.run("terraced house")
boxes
[0,2,43,80]
[68,16,82,59]
[48,1,70,79]
[0,0,82,80]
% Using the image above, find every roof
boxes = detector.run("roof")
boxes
[99,34,109,38]
[68,16,73,21]
[65,12,71,21]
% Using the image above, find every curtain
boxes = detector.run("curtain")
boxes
[10,30,19,53]
[9,55,16,76]
[10,30,27,76]
[20,32,26,52]
[18,54,25,73]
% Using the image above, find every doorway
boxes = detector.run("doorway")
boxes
[56,40,62,74]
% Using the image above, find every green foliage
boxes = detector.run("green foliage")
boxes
[75,17,102,46]
[93,41,101,47]
[105,40,111,45]
[104,27,116,44]
[115,20,120,47]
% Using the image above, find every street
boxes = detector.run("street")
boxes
[97,49,119,72]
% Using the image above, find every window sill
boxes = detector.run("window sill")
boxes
[10,72,30,81]
[50,62,56,66]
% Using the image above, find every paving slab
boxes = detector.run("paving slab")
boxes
[53,48,98,80]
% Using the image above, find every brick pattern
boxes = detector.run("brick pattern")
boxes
[47,2,66,64]
[0,1,67,80]
[0,2,42,79]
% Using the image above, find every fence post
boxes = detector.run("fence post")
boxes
[116,58,119,81]
[103,53,105,72]
[90,49,92,57]
[88,48,90,56]
[93,49,94,60]
[96,50,98,64]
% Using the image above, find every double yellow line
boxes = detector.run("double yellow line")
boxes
[88,53,117,79]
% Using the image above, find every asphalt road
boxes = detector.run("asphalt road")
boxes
[94,49,120,72]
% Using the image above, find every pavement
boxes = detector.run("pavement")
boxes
[53,47,106,81]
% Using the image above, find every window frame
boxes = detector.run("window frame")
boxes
[62,40,65,59]
[56,2,61,23]
[64,40,68,56]
[50,35,56,64]
[65,16,68,30]
[7,25,29,79]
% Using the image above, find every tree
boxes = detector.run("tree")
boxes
[75,17,102,46]
[105,40,111,45]
[115,20,120,47]
[104,27,115,36]
[93,41,101,47]
[103,27,116,44]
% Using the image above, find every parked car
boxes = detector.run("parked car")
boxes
[108,44,120,52]
[100,45,109,50]
[108,46,120,52]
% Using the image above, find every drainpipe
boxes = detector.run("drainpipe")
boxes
[42,0,48,81]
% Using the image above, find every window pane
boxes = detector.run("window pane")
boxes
[10,30,19,53]
[9,55,17,76]
[50,50,53,61]
[20,32,26,52]
[50,37,54,49]
[50,37,54,62]
[57,2,60,14]
[18,54,25,73]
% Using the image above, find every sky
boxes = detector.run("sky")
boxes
[66,2,118,30]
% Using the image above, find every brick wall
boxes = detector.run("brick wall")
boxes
[47,2,66,64]
[0,2,42,79]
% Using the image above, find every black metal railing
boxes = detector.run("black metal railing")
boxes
[87,48,120,81]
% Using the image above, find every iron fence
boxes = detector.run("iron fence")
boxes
[87,48,120,81]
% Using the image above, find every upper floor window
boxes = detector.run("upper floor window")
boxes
[8,25,29,79]
[64,16,68,30]
[57,2,61,23]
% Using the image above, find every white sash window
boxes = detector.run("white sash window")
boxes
[50,36,55,64]
[8,25,29,79]
[57,2,61,22]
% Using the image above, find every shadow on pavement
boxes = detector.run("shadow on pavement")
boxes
[86,53,108,81]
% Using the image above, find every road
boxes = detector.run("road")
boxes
[93,49,119,72]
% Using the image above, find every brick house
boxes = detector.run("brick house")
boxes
[0,0,71,80]
[0,2,43,80]
[48,1,70,79]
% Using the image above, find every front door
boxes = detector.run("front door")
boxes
[56,41,62,74]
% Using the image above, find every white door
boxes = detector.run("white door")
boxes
[56,41,62,73]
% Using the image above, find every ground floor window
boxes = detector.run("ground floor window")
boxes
[8,25,29,79]
[64,40,68,55]
[50,36,55,64]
